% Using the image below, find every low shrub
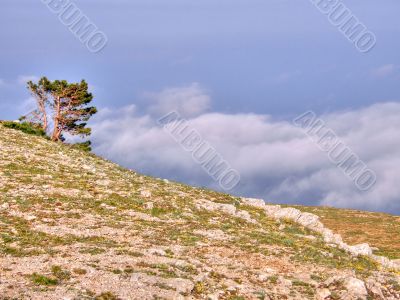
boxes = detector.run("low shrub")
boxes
[30,273,58,286]
[69,141,92,152]
[2,121,47,137]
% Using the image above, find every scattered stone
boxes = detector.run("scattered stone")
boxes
[241,197,399,270]
[0,202,9,210]
[343,276,368,297]
[25,215,36,221]
[241,197,265,209]
[194,229,231,241]
[148,248,167,256]
[100,203,116,210]
[196,199,256,223]
[145,202,154,210]
[257,274,269,282]
[316,288,331,300]
[167,278,194,294]
[298,234,317,241]
[365,279,385,298]
[347,243,373,256]
[126,211,161,222]
[235,210,257,224]
[1,125,399,300]
[207,293,221,300]
[140,190,152,198]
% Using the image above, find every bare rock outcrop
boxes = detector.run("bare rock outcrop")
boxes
[241,197,400,270]
[196,199,257,224]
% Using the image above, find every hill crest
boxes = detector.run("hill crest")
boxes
[0,125,399,299]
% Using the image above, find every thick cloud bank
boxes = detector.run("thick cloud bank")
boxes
[91,86,400,214]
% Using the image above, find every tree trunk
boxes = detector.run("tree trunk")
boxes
[39,100,48,132]
[52,96,61,141]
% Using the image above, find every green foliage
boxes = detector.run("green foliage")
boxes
[192,281,206,294]
[79,247,106,255]
[23,76,97,149]
[2,121,47,137]
[94,292,120,300]
[48,78,97,140]
[151,206,168,217]
[30,273,58,286]
[51,265,71,281]
[267,275,278,284]
[254,291,266,300]
[388,279,400,291]
[70,141,92,152]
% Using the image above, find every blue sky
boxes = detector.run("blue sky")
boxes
[1,0,400,117]
[1,0,400,213]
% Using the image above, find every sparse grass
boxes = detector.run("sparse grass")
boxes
[254,291,266,300]
[2,121,47,138]
[79,247,106,255]
[293,241,378,276]
[388,278,400,291]
[291,280,314,297]
[228,296,245,300]
[163,226,202,246]
[267,275,278,284]
[94,292,120,300]
[0,213,118,257]
[51,265,71,281]
[153,282,176,291]
[115,249,143,257]
[192,281,206,294]
[164,248,174,257]
[0,123,399,299]
[73,268,87,275]
[136,262,177,278]
[30,273,58,286]
[292,205,400,259]
[150,206,168,217]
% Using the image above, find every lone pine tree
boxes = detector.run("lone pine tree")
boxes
[26,77,97,146]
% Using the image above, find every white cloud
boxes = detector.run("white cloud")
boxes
[145,83,211,118]
[90,93,400,214]
[0,79,5,86]
[371,64,397,78]
[17,75,39,85]
[18,97,37,115]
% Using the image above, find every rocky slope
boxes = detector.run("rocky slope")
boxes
[0,125,399,300]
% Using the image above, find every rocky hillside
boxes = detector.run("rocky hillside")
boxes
[0,125,399,300]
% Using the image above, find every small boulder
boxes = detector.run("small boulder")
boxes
[0,202,10,210]
[348,243,373,256]
[343,276,368,298]
[148,248,166,256]
[316,288,331,300]
[241,197,266,209]
[25,215,37,221]
[145,202,154,210]
[365,279,384,299]
[140,190,152,198]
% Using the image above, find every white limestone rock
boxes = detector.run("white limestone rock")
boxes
[140,190,152,198]
[343,276,368,298]
[316,288,331,300]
